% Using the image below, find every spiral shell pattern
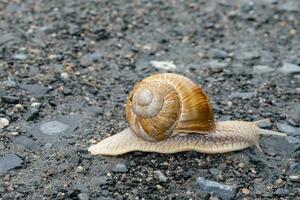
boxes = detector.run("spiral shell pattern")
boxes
[126,73,215,141]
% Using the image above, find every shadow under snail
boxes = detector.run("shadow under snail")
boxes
[89,73,286,156]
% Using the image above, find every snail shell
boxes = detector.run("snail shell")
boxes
[125,73,215,141]
[88,73,287,156]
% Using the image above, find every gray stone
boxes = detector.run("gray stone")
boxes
[80,52,102,67]
[1,79,16,88]
[40,121,70,136]
[38,25,57,34]
[274,188,289,197]
[81,106,103,117]
[78,193,89,200]
[253,65,274,74]
[196,177,236,200]
[278,63,300,75]
[0,95,19,104]
[255,119,272,129]
[29,115,84,139]
[230,92,254,99]
[15,136,39,150]
[62,88,72,95]
[209,168,222,176]
[276,123,300,137]
[235,50,260,60]
[24,108,39,121]
[12,54,27,60]
[230,63,252,75]
[286,136,300,148]
[111,164,128,173]
[205,60,228,72]
[207,48,228,59]
[0,154,23,173]
[20,84,50,97]
[93,176,107,186]
[154,170,167,182]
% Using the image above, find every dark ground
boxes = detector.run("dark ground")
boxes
[0,0,299,199]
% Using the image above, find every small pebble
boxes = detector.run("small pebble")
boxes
[241,188,250,195]
[76,166,84,173]
[156,184,163,190]
[196,177,237,200]
[253,65,274,74]
[0,118,9,129]
[111,164,128,173]
[274,188,289,197]
[150,61,177,70]
[14,104,24,111]
[63,88,72,95]
[154,170,167,182]
[10,132,19,136]
[61,72,69,79]
[289,175,299,182]
[278,63,300,75]
[209,168,222,176]
[238,162,245,168]
[1,79,16,88]
[31,102,41,108]
[80,52,101,67]
[24,108,39,121]
[89,139,97,144]
[78,193,89,200]
[12,54,27,60]
[230,92,254,99]
[207,48,228,59]
[1,96,20,104]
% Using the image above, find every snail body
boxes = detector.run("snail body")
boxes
[89,73,286,156]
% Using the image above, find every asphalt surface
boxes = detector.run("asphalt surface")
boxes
[0,0,299,199]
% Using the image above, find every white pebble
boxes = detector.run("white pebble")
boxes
[31,102,41,108]
[76,166,84,173]
[14,104,24,111]
[61,72,69,79]
[10,132,19,136]
[150,61,177,70]
[0,118,9,129]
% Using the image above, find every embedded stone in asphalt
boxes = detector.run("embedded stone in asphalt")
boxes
[196,177,237,200]
[0,154,23,173]
[28,115,84,139]
[20,84,50,97]
[40,121,70,136]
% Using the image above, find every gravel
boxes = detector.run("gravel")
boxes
[111,164,128,173]
[154,170,167,182]
[0,0,299,199]
[196,177,237,200]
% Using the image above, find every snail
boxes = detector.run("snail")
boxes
[89,73,286,156]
